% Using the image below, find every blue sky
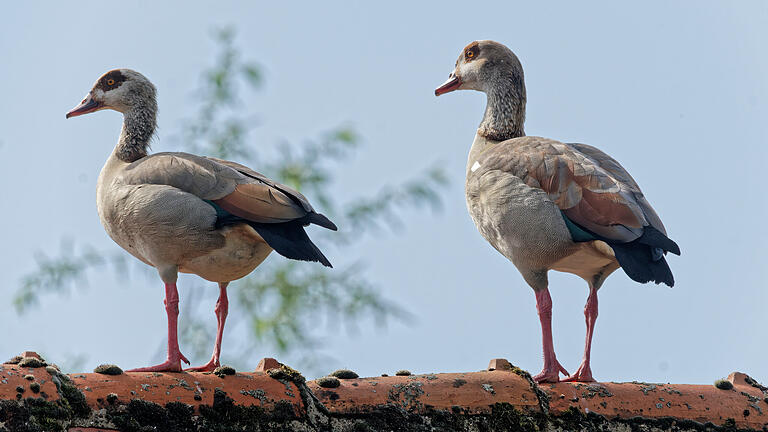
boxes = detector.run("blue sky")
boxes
[1,1,766,384]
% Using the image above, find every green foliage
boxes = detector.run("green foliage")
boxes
[233,263,409,353]
[14,241,126,314]
[179,28,260,161]
[14,28,447,372]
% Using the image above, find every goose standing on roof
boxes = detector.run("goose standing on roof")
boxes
[67,69,337,372]
[435,41,680,383]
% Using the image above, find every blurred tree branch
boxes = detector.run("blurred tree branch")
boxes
[14,241,129,314]
[14,28,447,373]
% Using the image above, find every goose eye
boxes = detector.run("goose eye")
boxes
[107,79,115,86]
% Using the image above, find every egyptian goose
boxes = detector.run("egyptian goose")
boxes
[66,69,337,372]
[435,41,680,383]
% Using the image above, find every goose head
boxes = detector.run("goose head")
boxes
[66,69,156,118]
[434,40,525,96]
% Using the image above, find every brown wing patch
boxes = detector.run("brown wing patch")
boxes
[571,187,643,228]
[213,183,306,224]
[515,141,647,241]
[206,156,316,213]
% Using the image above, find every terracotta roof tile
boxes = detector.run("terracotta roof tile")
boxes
[1,353,766,431]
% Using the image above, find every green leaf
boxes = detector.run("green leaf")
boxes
[242,64,262,88]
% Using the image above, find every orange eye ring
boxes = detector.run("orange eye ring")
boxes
[107,79,115,85]
[466,51,474,58]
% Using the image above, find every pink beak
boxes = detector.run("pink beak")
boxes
[435,74,461,96]
[66,94,102,119]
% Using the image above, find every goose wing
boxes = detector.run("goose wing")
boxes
[118,152,334,228]
[476,137,663,243]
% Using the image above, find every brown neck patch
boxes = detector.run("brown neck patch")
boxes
[95,70,127,92]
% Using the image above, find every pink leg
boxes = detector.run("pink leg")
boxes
[128,283,190,372]
[563,286,598,382]
[186,282,229,372]
[532,288,569,383]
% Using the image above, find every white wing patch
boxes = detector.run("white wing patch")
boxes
[471,161,482,172]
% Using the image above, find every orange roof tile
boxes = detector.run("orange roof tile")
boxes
[1,353,766,431]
